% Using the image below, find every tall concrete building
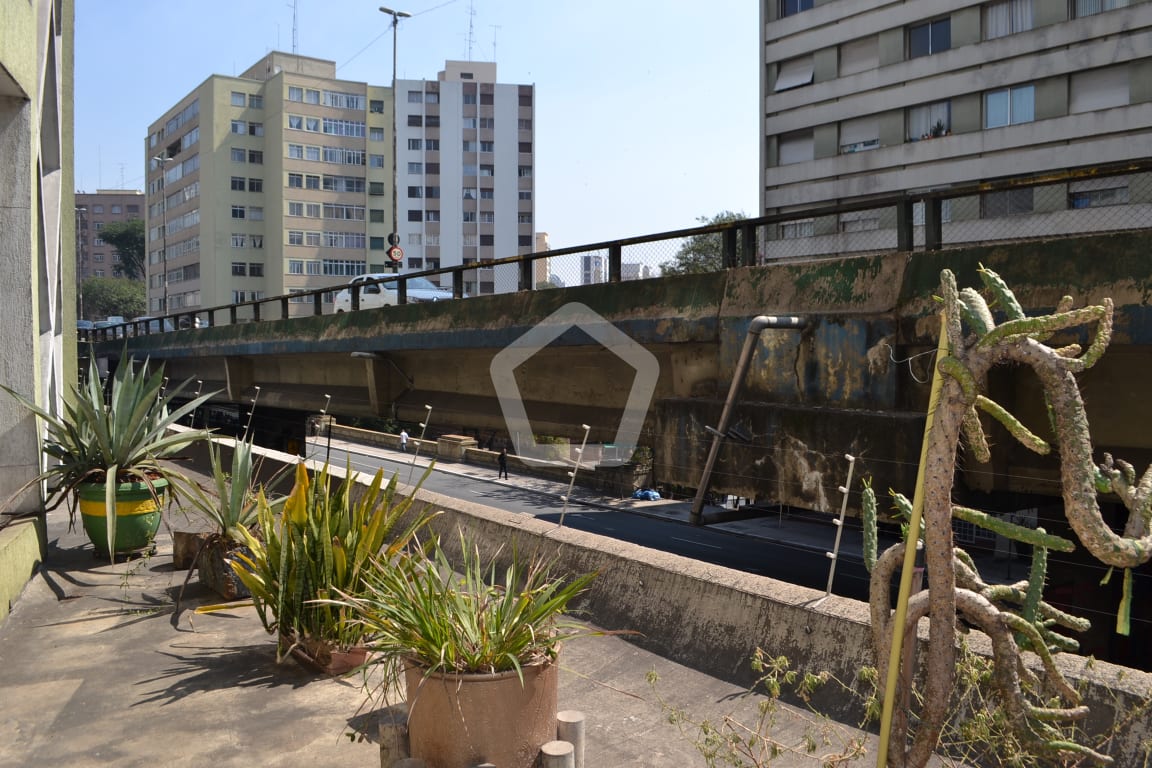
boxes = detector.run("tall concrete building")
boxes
[395,61,535,296]
[145,52,394,318]
[75,190,144,284]
[760,0,1152,255]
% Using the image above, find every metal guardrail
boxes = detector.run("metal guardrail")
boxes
[80,159,1152,343]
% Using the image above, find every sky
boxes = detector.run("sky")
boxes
[74,0,759,249]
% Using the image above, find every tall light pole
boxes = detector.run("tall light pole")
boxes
[151,155,170,316]
[380,6,411,274]
[75,205,87,320]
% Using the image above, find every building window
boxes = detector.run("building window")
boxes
[463,188,477,200]
[248,150,263,164]
[463,164,478,176]
[909,18,950,58]
[426,138,440,150]
[839,211,881,232]
[775,56,814,92]
[426,92,439,104]
[463,211,476,223]
[249,207,263,221]
[408,138,422,151]
[288,86,303,102]
[408,257,424,269]
[249,178,263,192]
[111,204,122,214]
[984,85,1034,128]
[231,205,245,219]
[479,211,495,223]
[305,146,320,161]
[480,164,494,177]
[424,186,440,199]
[289,115,304,130]
[518,213,532,224]
[370,154,385,168]
[370,208,386,223]
[982,189,1034,217]
[370,99,385,113]
[408,233,423,245]
[908,100,951,140]
[231,234,246,247]
[480,234,494,246]
[370,127,385,141]
[780,0,813,17]
[463,140,477,152]
[777,129,815,165]
[408,90,423,103]
[1069,178,1130,208]
[408,162,423,174]
[408,115,423,127]
[288,173,303,188]
[1070,66,1130,113]
[370,182,386,196]
[426,162,440,174]
[249,263,264,277]
[984,0,1033,39]
[464,92,478,105]
[480,188,494,200]
[231,119,245,134]
[289,201,304,216]
[305,89,320,104]
[306,175,320,190]
[779,219,815,239]
[231,176,246,191]
[519,190,532,200]
[839,116,879,153]
[913,199,953,225]
[1075,0,1129,16]
[370,236,386,250]
[288,144,304,159]
[518,235,532,247]
[408,186,423,198]
[517,165,532,178]
[249,94,263,109]
[251,235,263,249]
[232,262,247,276]
[516,118,529,130]
[426,210,440,222]
[408,209,422,222]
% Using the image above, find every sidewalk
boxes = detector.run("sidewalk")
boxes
[0,466,878,768]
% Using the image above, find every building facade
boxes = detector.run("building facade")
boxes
[75,190,144,285]
[760,0,1152,256]
[145,53,395,318]
[395,61,535,296]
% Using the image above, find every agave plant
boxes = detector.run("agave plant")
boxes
[226,461,437,666]
[176,434,270,542]
[2,350,215,557]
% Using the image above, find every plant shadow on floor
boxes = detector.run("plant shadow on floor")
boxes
[133,643,337,706]
[345,703,407,746]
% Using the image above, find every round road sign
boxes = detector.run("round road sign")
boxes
[387,245,404,262]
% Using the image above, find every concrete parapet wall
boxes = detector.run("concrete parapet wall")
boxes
[0,516,45,625]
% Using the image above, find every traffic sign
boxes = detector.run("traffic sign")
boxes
[387,245,404,262]
[387,232,400,246]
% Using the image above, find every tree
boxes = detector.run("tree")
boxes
[98,219,146,281]
[658,211,746,276]
[82,277,145,320]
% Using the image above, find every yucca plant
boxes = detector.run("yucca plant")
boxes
[226,461,436,666]
[340,532,598,680]
[1,350,215,557]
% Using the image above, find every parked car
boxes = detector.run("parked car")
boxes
[333,274,455,312]
[131,316,176,334]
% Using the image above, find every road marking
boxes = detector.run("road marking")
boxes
[670,537,722,550]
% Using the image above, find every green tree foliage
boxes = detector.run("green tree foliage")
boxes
[98,219,146,280]
[659,211,746,276]
[82,277,145,320]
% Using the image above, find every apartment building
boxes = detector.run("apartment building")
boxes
[145,52,394,317]
[76,190,144,282]
[760,0,1152,256]
[395,61,535,296]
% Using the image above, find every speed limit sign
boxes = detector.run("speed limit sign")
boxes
[387,245,404,262]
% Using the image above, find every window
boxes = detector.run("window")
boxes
[426,210,441,222]
[370,154,385,168]
[982,189,1034,217]
[1070,66,1129,113]
[408,162,423,174]
[780,219,815,239]
[839,211,881,232]
[249,94,263,109]
[306,146,320,161]
[1075,0,1128,15]
[517,165,532,178]
[463,188,477,200]
[519,190,532,200]
[370,182,386,195]
[518,235,531,247]
[231,119,246,134]
[251,235,263,249]
[489,141,501,153]
[913,200,953,225]
[305,89,320,104]
[248,150,263,164]
[426,139,440,151]
[111,204,122,214]
[408,186,423,198]
[289,201,304,216]
[231,234,246,247]
[1069,178,1130,208]
[249,263,264,277]
[480,234,494,246]
[306,175,320,190]
[408,90,423,103]
[780,0,813,17]
[232,262,247,276]
[463,117,478,129]
[984,0,1033,39]
[288,144,304,159]
[231,176,246,191]
[777,129,814,164]
[984,85,1034,128]
[231,205,246,219]
[370,209,386,223]
[248,207,264,221]
[370,127,385,141]
[408,115,423,127]
[516,118,530,130]
[840,36,879,77]
[289,115,303,130]
[288,86,303,102]
[463,211,476,223]
[464,93,478,105]
[306,203,320,218]
[425,186,440,198]
[426,163,440,174]
[480,211,495,223]
[463,140,477,152]
[408,258,424,270]
[480,164,494,177]
[288,173,303,188]
[425,92,439,104]
[775,56,814,92]
[306,232,321,247]
[909,18,950,58]
[840,116,879,153]
[463,163,478,176]
[248,178,263,193]
[908,100,951,140]
[408,139,422,151]
[370,99,385,113]
[480,188,494,200]
[307,117,321,131]
[518,213,532,224]
[408,209,422,222]
[518,93,532,107]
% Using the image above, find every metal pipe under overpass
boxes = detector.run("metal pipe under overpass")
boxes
[689,314,808,526]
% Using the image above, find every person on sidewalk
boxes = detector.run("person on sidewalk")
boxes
[400,428,409,452]
[498,446,509,479]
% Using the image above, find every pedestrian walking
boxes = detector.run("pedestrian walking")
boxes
[498,446,509,479]
[400,428,408,452]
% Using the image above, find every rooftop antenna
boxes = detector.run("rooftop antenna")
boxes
[118,162,126,188]
[291,0,299,53]
[466,0,476,60]
[490,24,501,62]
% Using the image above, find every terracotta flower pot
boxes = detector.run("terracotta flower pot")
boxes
[198,539,252,600]
[404,659,559,768]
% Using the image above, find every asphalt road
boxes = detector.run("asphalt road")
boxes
[309,442,875,601]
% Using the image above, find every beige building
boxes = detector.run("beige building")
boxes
[145,52,394,318]
[760,0,1152,256]
[75,190,144,285]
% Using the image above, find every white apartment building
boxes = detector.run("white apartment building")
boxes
[760,0,1152,256]
[395,61,535,296]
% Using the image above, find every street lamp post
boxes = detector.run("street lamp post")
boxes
[75,205,87,320]
[151,155,170,316]
[380,6,411,274]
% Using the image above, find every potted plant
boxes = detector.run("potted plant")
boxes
[2,352,214,559]
[340,533,598,768]
[173,435,286,599]
[223,460,435,674]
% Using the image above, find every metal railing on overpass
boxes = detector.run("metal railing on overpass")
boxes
[82,159,1152,342]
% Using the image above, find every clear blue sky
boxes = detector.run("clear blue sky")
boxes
[75,0,758,248]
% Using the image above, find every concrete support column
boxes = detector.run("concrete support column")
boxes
[896,200,915,252]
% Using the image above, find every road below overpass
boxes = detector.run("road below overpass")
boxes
[304,436,878,602]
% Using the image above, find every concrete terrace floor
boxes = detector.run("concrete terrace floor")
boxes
[0,489,881,768]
